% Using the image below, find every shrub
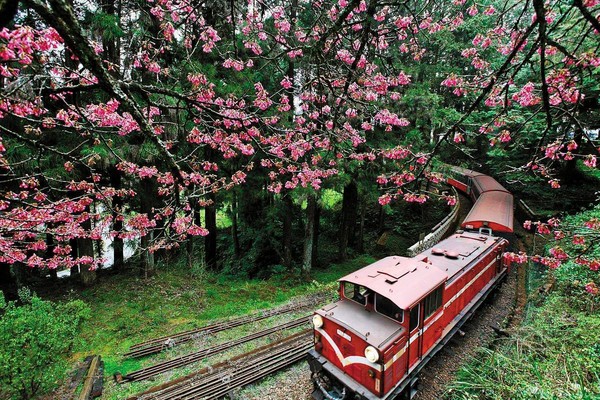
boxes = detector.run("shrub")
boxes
[0,288,90,400]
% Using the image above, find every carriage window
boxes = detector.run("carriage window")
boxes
[409,304,420,332]
[375,293,403,322]
[343,282,368,305]
[423,287,443,319]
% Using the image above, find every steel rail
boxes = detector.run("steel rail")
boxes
[122,316,309,382]
[138,331,313,400]
[126,331,311,400]
[149,341,310,399]
[171,346,311,400]
[124,298,320,359]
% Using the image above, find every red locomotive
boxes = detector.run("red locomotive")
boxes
[307,169,514,399]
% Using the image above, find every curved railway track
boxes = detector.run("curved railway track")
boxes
[130,330,313,400]
[120,316,309,382]
[124,299,319,359]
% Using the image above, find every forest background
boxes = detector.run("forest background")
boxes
[1,0,600,398]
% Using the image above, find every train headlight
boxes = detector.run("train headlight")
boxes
[364,346,380,363]
[312,314,324,329]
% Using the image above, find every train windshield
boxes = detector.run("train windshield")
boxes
[343,282,369,305]
[375,293,404,322]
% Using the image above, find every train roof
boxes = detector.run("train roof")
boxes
[471,175,510,194]
[417,231,506,282]
[339,256,448,310]
[462,191,514,233]
[449,166,485,178]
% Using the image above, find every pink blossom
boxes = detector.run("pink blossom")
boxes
[585,282,598,295]
[536,223,551,235]
[378,193,392,206]
[512,82,541,107]
[484,5,496,15]
[445,195,457,206]
[585,218,600,230]
[499,130,511,143]
[287,49,303,58]
[280,77,293,89]
[584,155,597,168]
[503,251,528,264]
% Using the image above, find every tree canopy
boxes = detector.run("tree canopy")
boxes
[0,0,599,276]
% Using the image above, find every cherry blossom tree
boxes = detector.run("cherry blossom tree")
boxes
[0,0,599,284]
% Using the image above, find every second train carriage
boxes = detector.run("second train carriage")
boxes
[448,167,514,234]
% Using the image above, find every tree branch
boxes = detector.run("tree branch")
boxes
[24,0,184,192]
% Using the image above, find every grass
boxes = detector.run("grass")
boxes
[446,202,600,400]
[64,253,376,399]
[448,293,600,399]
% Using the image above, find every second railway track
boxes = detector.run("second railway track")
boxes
[120,316,309,382]
[124,298,320,359]
[130,330,313,400]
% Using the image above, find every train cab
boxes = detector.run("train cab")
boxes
[308,232,509,400]
[309,167,513,400]
[308,256,448,400]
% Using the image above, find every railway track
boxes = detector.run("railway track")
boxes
[131,330,313,400]
[124,298,320,359]
[120,316,309,382]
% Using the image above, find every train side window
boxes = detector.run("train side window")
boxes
[343,282,367,305]
[423,287,443,319]
[409,304,420,332]
[374,293,403,322]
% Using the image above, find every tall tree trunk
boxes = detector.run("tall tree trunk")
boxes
[101,0,121,77]
[0,263,16,300]
[140,180,155,277]
[561,127,583,184]
[280,0,297,271]
[110,167,124,270]
[205,193,217,271]
[302,193,317,278]
[357,200,365,253]
[378,203,385,233]
[312,201,320,268]
[11,263,27,289]
[339,180,358,260]
[78,218,97,286]
[69,238,80,277]
[231,191,240,260]
[186,201,201,269]
[282,195,293,270]
[140,231,155,278]
[45,233,58,280]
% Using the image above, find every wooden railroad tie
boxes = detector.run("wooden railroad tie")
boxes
[76,355,104,400]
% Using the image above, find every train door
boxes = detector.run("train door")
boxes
[407,304,422,368]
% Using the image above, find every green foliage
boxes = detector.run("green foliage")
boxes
[449,294,600,400]
[87,11,124,41]
[320,189,343,210]
[0,289,90,400]
[549,205,600,312]
[449,205,600,399]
